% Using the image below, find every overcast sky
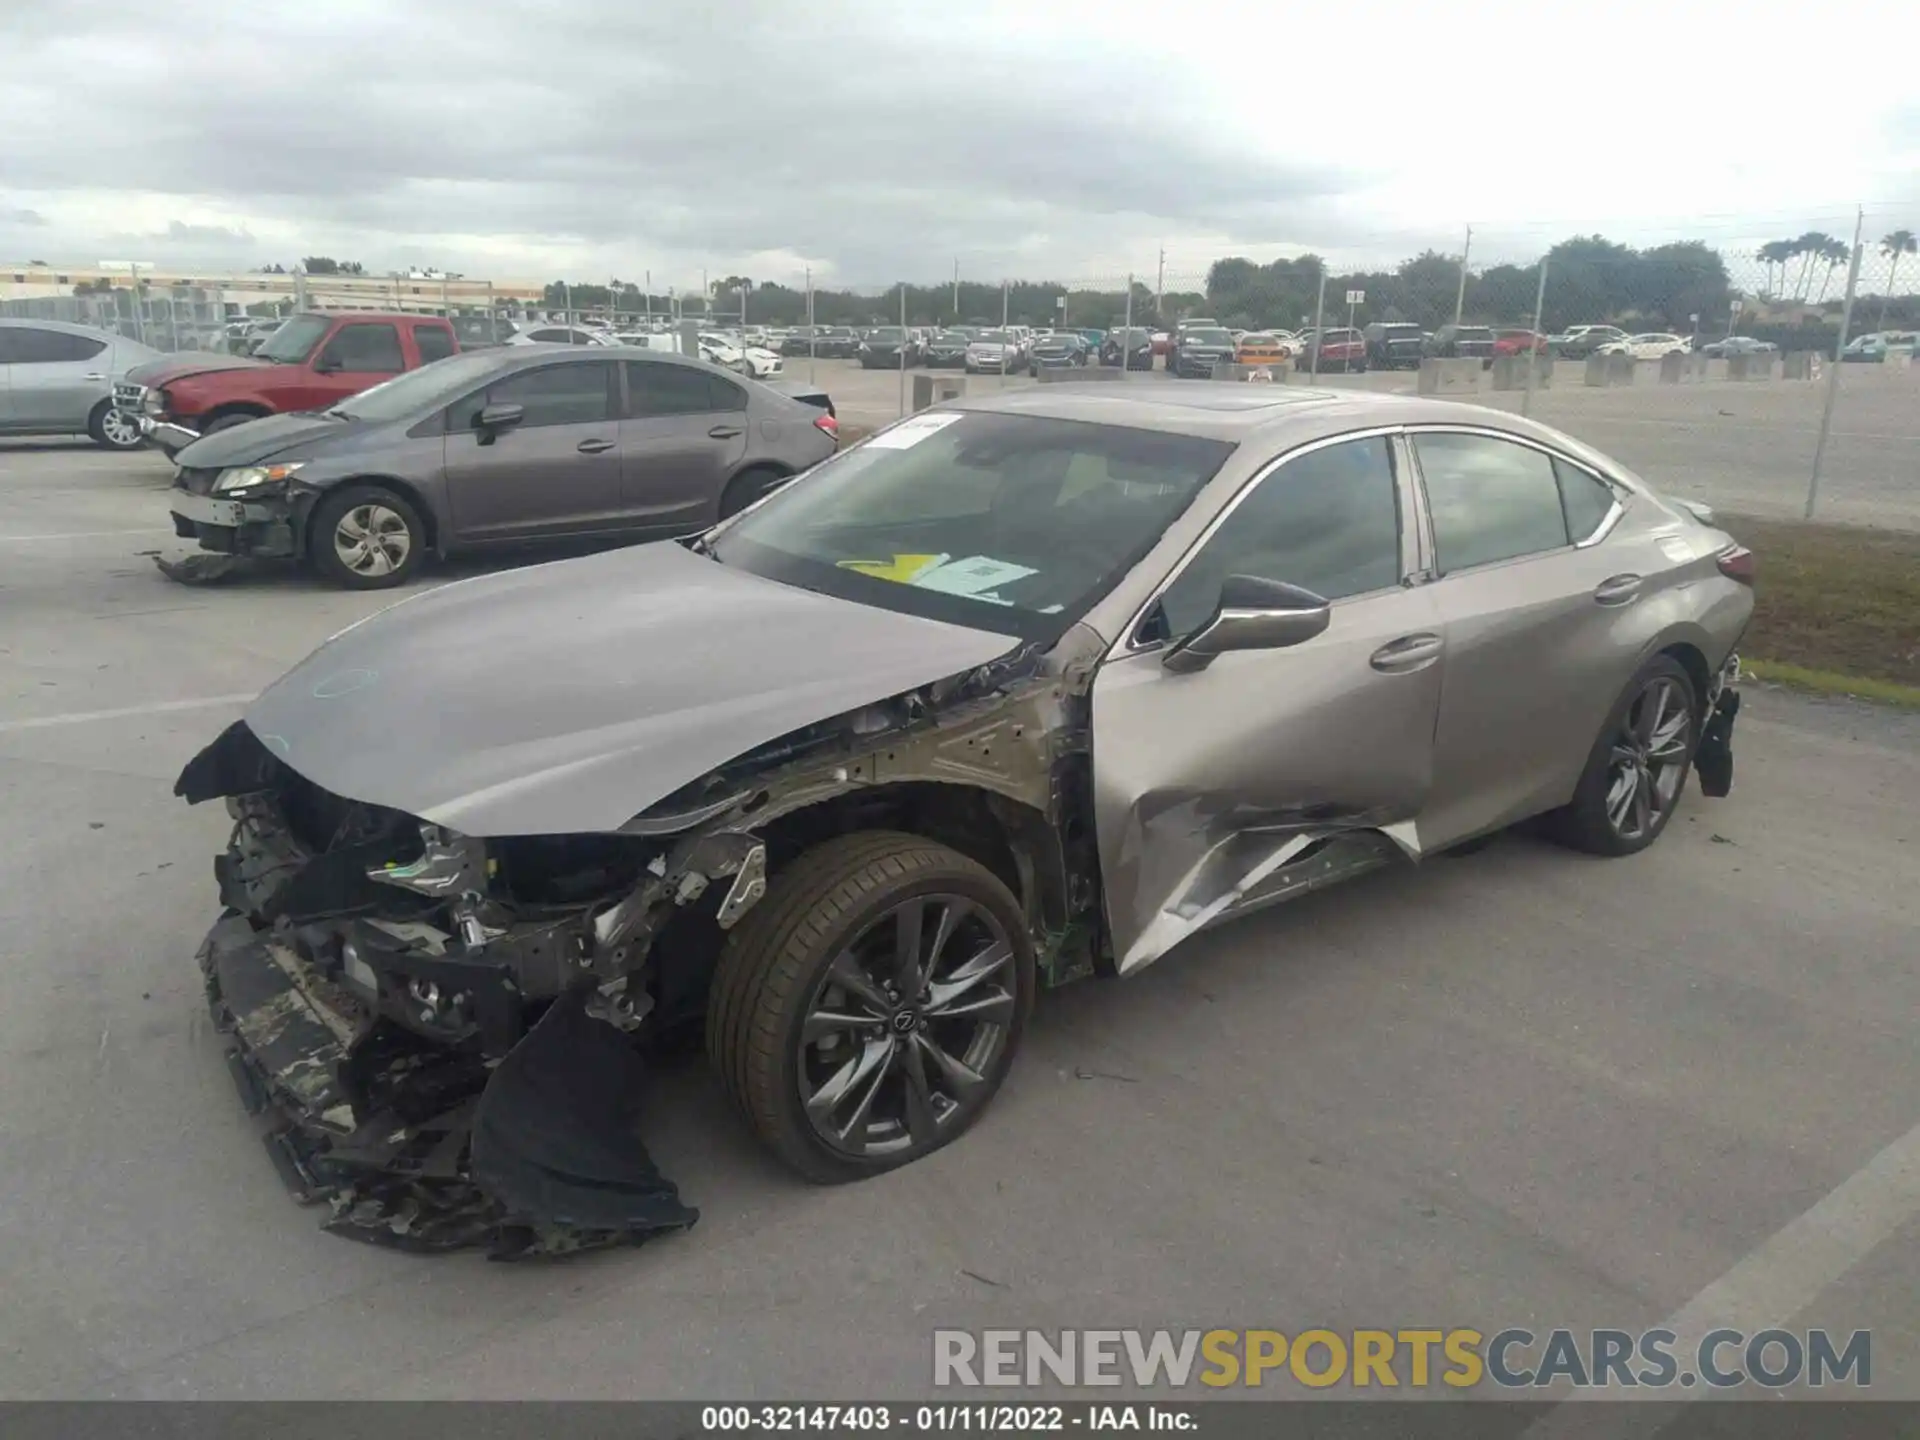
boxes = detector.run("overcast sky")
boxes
[3,0,1915,291]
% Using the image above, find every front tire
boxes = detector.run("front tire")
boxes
[307,484,426,590]
[202,412,263,437]
[89,401,144,451]
[1545,655,1698,857]
[707,831,1034,1184]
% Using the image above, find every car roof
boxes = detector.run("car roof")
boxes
[0,316,125,337]
[940,382,1600,450]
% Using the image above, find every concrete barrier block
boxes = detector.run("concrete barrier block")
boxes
[1659,353,1685,384]
[1584,354,1611,386]
[911,374,967,411]
[1782,351,1822,381]
[1417,358,1482,395]
[1208,361,1293,383]
[1606,353,1635,385]
[1883,351,1912,371]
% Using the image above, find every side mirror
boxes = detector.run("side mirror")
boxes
[473,402,525,444]
[1163,575,1332,674]
[313,353,343,373]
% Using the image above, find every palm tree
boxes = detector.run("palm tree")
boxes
[1789,231,1841,301]
[1878,229,1917,327]
[1813,239,1853,303]
[1758,239,1796,298]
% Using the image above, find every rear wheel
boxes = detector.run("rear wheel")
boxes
[1545,655,1697,856]
[719,465,789,519]
[308,483,426,590]
[707,831,1034,1183]
[88,401,144,451]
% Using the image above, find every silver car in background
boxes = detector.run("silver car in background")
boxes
[0,318,164,450]
[174,384,1750,1255]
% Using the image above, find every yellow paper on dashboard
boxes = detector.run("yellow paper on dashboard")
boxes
[837,554,949,583]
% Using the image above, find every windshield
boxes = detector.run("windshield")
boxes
[329,350,509,422]
[869,328,905,342]
[255,313,332,364]
[1184,328,1232,345]
[976,330,1011,344]
[710,411,1234,641]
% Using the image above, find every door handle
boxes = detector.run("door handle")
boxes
[576,438,615,454]
[84,372,107,381]
[1594,573,1642,606]
[708,425,744,440]
[1369,632,1444,673]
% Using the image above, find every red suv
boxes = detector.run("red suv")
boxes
[119,311,461,458]
[1300,327,1366,373]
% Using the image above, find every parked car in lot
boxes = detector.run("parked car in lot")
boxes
[1362,322,1426,370]
[1841,330,1918,362]
[812,326,861,359]
[1492,328,1549,358]
[1027,333,1089,374]
[1698,335,1780,359]
[1423,324,1496,361]
[1234,332,1295,368]
[1099,327,1156,370]
[172,384,1751,1253]
[1298,327,1368,373]
[964,329,1022,373]
[1166,326,1239,377]
[858,327,922,369]
[1596,333,1691,361]
[924,330,973,368]
[1150,331,1171,356]
[1549,325,1629,359]
[0,318,164,450]
[161,345,838,590]
[122,311,462,458]
[509,325,619,347]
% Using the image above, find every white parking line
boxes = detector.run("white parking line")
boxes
[1523,1114,1920,1434]
[0,528,175,543]
[0,694,254,734]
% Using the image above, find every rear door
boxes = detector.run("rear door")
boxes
[297,321,408,410]
[5,326,110,429]
[411,322,458,365]
[1090,432,1443,972]
[617,360,749,530]
[1406,427,1642,847]
[440,359,626,541]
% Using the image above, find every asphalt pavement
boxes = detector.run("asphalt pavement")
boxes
[1,442,1917,1402]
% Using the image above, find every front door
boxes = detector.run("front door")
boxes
[1090,433,1444,973]
[618,360,749,531]
[441,359,626,541]
[291,321,409,411]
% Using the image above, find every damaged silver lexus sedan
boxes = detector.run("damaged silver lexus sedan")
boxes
[176,386,1753,1256]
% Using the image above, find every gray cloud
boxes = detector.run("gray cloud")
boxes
[2,207,48,226]
[0,0,1361,283]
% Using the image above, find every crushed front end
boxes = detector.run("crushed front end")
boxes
[178,721,702,1259]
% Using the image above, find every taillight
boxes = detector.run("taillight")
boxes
[813,412,839,441]
[1716,544,1755,584]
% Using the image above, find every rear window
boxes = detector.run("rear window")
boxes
[1184,328,1233,345]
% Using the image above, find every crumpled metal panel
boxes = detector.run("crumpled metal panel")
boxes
[235,540,1020,837]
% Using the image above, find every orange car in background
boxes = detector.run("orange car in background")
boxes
[1234,331,1295,367]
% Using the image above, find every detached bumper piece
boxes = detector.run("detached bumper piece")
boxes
[198,916,698,1260]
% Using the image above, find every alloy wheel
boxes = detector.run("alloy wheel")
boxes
[797,893,1016,1160]
[333,502,413,579]
[1604,676,1692,842]
[100,408,143,448]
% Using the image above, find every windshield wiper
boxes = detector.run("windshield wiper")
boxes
[324,407,356,421]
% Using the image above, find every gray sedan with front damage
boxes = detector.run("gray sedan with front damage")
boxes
[161,344,837,589]
[174,385,1752,1256]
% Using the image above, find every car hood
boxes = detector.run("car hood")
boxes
[174,410,362,467]
[123,352,269,388]
[235,540,1021,837]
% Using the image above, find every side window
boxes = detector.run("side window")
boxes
[1553,457,1618,542]
[1155,437,1403,640]
[0,329,23,363]
[414,326,456,364]
[627,360,732,417]
[458,361,612,430]
[319,323,404,373]
[1415,432,1569,573]
[10,328,107,363]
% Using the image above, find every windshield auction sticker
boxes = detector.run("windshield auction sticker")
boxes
[866,411,966,449]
